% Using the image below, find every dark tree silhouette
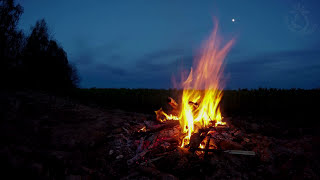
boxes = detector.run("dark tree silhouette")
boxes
[0,0,24,86]
[0,0,79,90]
[22,19,79,89]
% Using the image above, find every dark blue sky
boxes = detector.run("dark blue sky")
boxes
[17,0,320,89]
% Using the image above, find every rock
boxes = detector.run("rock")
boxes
[116,155,124,159]
[109,150,114,155]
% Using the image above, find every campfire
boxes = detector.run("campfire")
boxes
[155,22,235,151]
[105,21,269,178]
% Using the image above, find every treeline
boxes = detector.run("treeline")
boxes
[70,88,320,127]
[0,0,78,90]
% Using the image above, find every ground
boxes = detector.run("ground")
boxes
[0,90,319,179]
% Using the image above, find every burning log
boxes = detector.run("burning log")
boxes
[189,132,203,151]
[154,22,234,149]
[148,120,179,133]
[154,108,179,122]
[215,124,229,131]
[188,131,208,152]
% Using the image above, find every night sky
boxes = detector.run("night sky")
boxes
[17,0,320,89]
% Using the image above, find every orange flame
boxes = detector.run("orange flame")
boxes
[180,22,234,147]
[155,21,234,147]
[155,108,179,122]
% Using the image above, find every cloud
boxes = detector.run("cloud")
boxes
[71,40,123,66]
[225,49,320,89]
[137,49,186,62]
[79,63,130,88]
[132,48,191,79]
[79,48,192,88]
[74,41,320,89]
[95,63,128,76]
[226,49,320,73]
[73,54,94,65]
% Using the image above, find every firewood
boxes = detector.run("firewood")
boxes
[168,97,178,110]
[189,132,201,150]
[215,125,229,131]
[135,121,179,137]
[189,132,207,152]
[148,121,179,133]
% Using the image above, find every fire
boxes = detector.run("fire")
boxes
[156,21,234,148]
[155,108,179,122]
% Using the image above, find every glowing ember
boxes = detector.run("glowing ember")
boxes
[155,20,234,148]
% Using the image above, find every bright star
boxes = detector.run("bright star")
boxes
[232,18,235,22]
